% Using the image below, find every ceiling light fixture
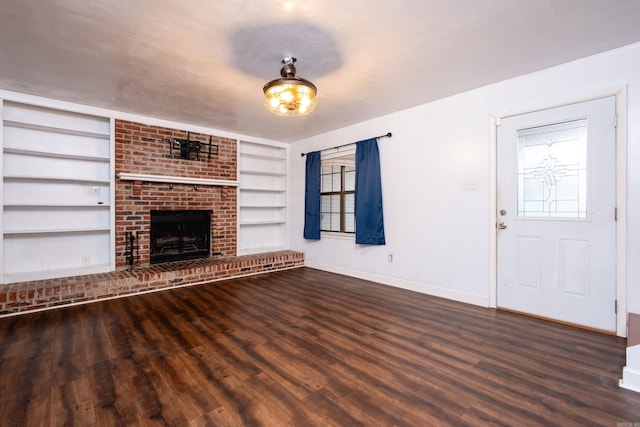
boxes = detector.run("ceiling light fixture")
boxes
[263,56,317,116]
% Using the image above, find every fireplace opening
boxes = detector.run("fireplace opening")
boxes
[150,210,211,264]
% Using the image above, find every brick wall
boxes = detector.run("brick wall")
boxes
[115,120,238,267]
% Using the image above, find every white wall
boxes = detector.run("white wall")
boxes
[289,42,640,318]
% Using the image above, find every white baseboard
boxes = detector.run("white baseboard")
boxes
[620,366,640,393]
[620,344,640,393]
[304,261,489,307]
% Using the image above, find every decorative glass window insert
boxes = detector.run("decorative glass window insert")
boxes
[516,119,588,219]
[321,163,355,233]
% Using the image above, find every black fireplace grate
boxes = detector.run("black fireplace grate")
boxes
[150,210,211,264]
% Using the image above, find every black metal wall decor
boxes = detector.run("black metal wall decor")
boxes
[163,132,219,161]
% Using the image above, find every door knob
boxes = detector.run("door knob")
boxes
[497,221,507,229]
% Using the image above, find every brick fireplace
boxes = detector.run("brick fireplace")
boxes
[0,119,303,315]
[115,120,238,268]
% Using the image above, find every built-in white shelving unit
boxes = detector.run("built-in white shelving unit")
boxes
[1,101,113,283]
[238,140,288,255]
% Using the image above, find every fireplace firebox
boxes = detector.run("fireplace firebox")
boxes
[150,210,211,264]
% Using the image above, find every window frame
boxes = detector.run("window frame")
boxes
[320,150,356,235]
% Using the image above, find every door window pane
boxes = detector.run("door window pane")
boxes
[516,119,588,219]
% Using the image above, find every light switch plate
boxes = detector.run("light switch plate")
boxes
[461,179,479,191]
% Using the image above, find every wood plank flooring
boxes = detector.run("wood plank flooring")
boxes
[0,267,638,426]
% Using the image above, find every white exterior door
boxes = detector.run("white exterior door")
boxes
[496,96,617,332]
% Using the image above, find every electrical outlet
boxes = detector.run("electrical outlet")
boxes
[82,256,90,265]
[88,186,100,195]
[388,254,393,262]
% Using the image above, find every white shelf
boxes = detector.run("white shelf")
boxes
[4,227,111,236]
[3,119,110,139]
[238,140,288,255]
[239,204,286,209]
[239,187,286,193]
[4,227,110,235]
[4,203,110,208]
[3,147,110,162]
[239,169,286,177]
[239,220,286,226]
[4,175,110,184]
[239,152,286,161]
[1,102,114,284]
[118,172,239,187]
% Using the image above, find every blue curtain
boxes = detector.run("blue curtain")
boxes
[303,151,321,239]
[355,138,386,245]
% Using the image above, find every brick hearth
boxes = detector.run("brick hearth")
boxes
[0,251,304,315]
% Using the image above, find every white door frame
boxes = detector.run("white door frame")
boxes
[489,86,628,337]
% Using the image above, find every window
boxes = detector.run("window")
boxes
[516,119,588,219]
[321,155,355,233]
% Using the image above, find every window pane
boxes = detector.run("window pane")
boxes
[330,194,340,211]
[320,194,331,231]
[344,193,355,233]
[344,214,355,232]
[516,119,587,219]
[331,171,340,192]
[320,213,330,230]
[321,195,331,213]
[321,194,342,231]
[344,167,355,191]
[344,193,354,214]
[321,172,332,193]
[330,195,340,231]
[329,213,340,231]
[321,165,341,192]
[321,165,337,175]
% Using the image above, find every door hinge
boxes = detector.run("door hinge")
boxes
[615,299,618,314]
[615,207,618,221]
[614,114,618,128]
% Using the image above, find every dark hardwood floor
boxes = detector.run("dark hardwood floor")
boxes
[0,267,638,426]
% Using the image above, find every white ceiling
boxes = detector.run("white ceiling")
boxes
[1,0,640,143]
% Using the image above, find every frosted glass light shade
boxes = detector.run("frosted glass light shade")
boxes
[263,78,317,116]
[263,56,317,116]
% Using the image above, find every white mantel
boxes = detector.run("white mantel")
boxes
[118,172,239,187]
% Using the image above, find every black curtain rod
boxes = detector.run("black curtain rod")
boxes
[300,132,392,157]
